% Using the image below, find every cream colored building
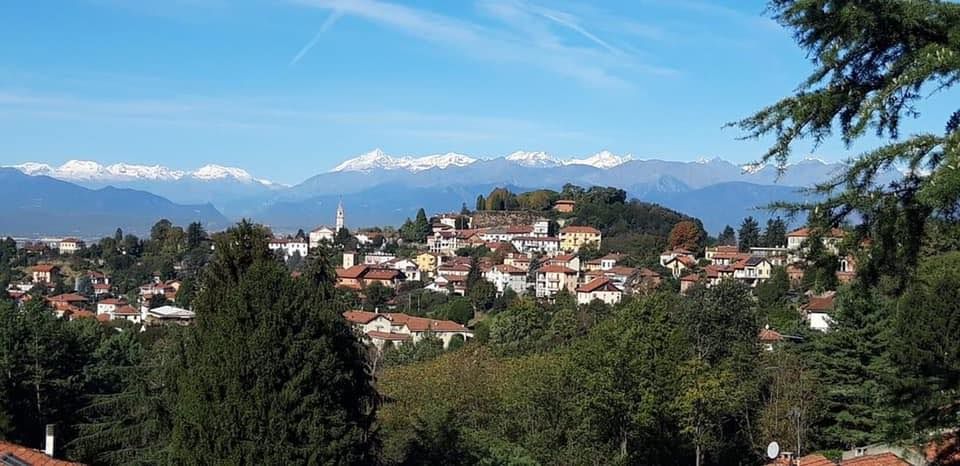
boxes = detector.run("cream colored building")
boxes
[559,226,601,252]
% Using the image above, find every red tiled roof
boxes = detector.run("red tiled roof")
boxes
[787,227,845,238]
[47,293,88,303]
[337,265,368,279]
[491,264,526,274]
[561,226,601,235]
[705,265,735,278]
[537,265,578,274]
[710,245,740,253]
[98,298,125,305]
[758,328,783,343]
[92,283,111,290]
[342,310,386,324]
[768,454,835,466]
[576,277,621,294]
[0,440,83,465]
[68,309,96,320]
[607,266,639,277]
[114,305,138,316]
[506,225,534,234]
[804,294,836,312]
[842,452,909,466]
[680,274,701,282]
[364,268,400,281]
[33,264,58,272]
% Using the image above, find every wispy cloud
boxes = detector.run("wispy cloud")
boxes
[290,8,345,65]
[0,89,582,146]
[289,0,678,88]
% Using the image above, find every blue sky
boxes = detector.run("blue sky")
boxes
[0,0,953,184]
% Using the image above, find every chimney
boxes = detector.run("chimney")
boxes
[44,424,55,457]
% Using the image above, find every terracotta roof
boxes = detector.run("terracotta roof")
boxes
[366,331,412,341]
[576,277,622,293]
[85,270,105,278]
[537,265,578,274]
[92,283,111,290]
[666,255,697,267]
[491,264,526,274]
[798,454,836,466]
[561,226,601,235]
[600,266,632,276]
[512,236,559,242]
[804,294,836,313]
[758,328,783,343]
[114,305,138,316]
[32,264,58,272]
[337,265,368,279]
[506,225,534,234]
[47,293,88,303]
[438,264,471,273]
[68,309,97,320]
[343,310,388,324]
[97,298,126,305]
[0,441,83,465]
[364,268,401,281]
[705,265,735,278]
[842,452,909,465]
[680,274,700,283]
[787,227,845,238]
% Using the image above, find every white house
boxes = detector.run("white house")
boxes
[343,310,473,349]
[510,236,560,255]
[484,264,528,295]
[59,238,85,254]
[803,292,836,331]
[732,256,773,286]
[576,277,623,305]
[427,231,462,255]
[309,226,336,248]
[268,238,309,259]
[384,258,421,282]
[532,220,551,237]
[663,254,697,278]
[364,252,396,266]
[786,227,845,254]
[534,265,579,298]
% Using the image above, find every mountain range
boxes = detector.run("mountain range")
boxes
[0,168,229,237]
[5,149,890,237]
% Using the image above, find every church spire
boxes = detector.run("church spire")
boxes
[336,197,345,233]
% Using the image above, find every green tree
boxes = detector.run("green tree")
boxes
[87,220,379,464]
[717,225,736,246]
[489,299,546,356]
[186,222,205,249]
[738,217,761,251]
[732,0,960,286]
[762,217,787,248]
[891,252,960,446]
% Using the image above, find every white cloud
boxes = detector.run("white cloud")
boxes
[289,0,678,88]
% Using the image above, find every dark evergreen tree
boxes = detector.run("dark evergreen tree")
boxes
[475,195,485,211]
[762,216,787,248]
[737,217,761,251]
[717,225,736,246]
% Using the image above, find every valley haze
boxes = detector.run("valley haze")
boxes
[2,149,866,237]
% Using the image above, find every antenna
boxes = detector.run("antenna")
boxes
[766,441,780,460]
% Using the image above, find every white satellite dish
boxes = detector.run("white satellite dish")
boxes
[767,441,781,459]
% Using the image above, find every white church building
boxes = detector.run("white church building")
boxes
[309,199,345,248]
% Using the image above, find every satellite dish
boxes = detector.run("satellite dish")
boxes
[767,441,780,459]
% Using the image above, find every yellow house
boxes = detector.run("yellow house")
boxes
[415,252,440,275]
[559,226,601,252]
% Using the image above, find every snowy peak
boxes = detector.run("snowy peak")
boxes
[12,162,54,176]
[6,160,275,185]
[505,151,560,167]
[564,150,633,169]
[330,149,478,172]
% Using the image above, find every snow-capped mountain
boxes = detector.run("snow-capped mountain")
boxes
[505,150,560,167]
[8,160,273,185]
[330,149,478,172]
[563,150,633,169]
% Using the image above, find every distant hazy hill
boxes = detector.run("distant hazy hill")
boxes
[0,168,229,237]
[640,182,809,233]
